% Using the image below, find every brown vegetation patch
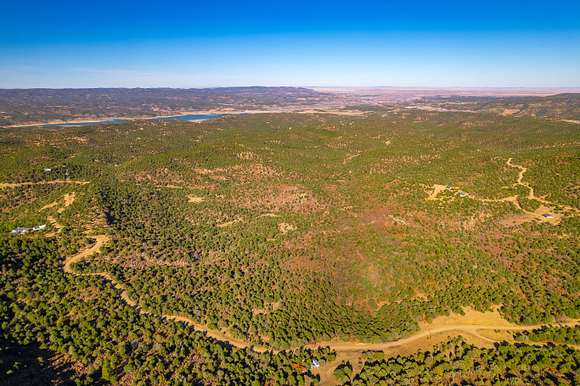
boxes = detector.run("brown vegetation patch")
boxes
[133,168,185,187]
[461,210,490,231]
[194,163,279,183]
[283,254,324,273]
[359,206,411,230]
[252,301,281,316]
[240,184,323,213]
[236,163,279,182]
[75,286,101,303]
[366,264,382,287]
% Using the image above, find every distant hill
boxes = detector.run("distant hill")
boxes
[0,87,330,125]
[418,93,580,121]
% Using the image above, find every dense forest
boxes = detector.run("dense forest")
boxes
[1,107,578,384]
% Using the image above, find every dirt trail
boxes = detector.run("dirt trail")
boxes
[0,180,89,189]
[307,321,578,353]
[59,192,76,213]
[62,233,580,357]
[62,231,261,349]
[63,235,112,274]
[426,158,579,225]
[45,173,576,377]
[60,229,580,386]
[426,184,447,200]
[314,310,579,385]
[506,158,578,213]
[40,192,78,235]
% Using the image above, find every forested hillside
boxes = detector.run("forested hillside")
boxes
[1,108,578,384]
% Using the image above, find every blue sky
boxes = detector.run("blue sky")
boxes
[1,0,579,88]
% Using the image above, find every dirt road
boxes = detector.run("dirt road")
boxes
[0,180,89,189]
[63,235,111,274]
[426,158,579,225]
[62,233,579,355]
[306,321,578,353]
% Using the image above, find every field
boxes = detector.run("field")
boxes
[1,105,579,384]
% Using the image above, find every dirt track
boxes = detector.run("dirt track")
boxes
[23,177,575,359]
[62,232,579,356]
[43,173,576,385]
[306,320,578,353]
[426,158,579,225]
[63,235,112,274]
[0,180,89,189]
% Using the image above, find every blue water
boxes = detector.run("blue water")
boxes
[43,114,222,127]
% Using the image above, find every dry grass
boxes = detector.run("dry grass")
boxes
[419,307,515,331]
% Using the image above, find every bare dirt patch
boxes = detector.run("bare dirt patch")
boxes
[419,307,514,331]
[343,152,361,164]
[40,201,59,211]
[501,108,520,116]
[426,184,448,200]
[237,151,258,160]
[58,192,76,213]
[500,205,562,226]
[283,255,324,273]
[187,195,205,203]
[360,207,410,229]
[278,222,297,234]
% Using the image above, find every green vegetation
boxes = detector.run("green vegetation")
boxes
[1,108,578,383]
[1,236,336,384]
[515,325,580,345]
[345,337,579,385]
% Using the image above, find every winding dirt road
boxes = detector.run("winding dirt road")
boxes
[426,158,579,225]
[62,232,579,356]
[32,173,574,378]
[63,235,112,274]
[18,177,576,359]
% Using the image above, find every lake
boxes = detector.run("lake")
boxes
[43,113,223,127]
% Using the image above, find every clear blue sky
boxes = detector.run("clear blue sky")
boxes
[1,0,579,88]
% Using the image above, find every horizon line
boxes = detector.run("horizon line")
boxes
[1,85,580,91]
